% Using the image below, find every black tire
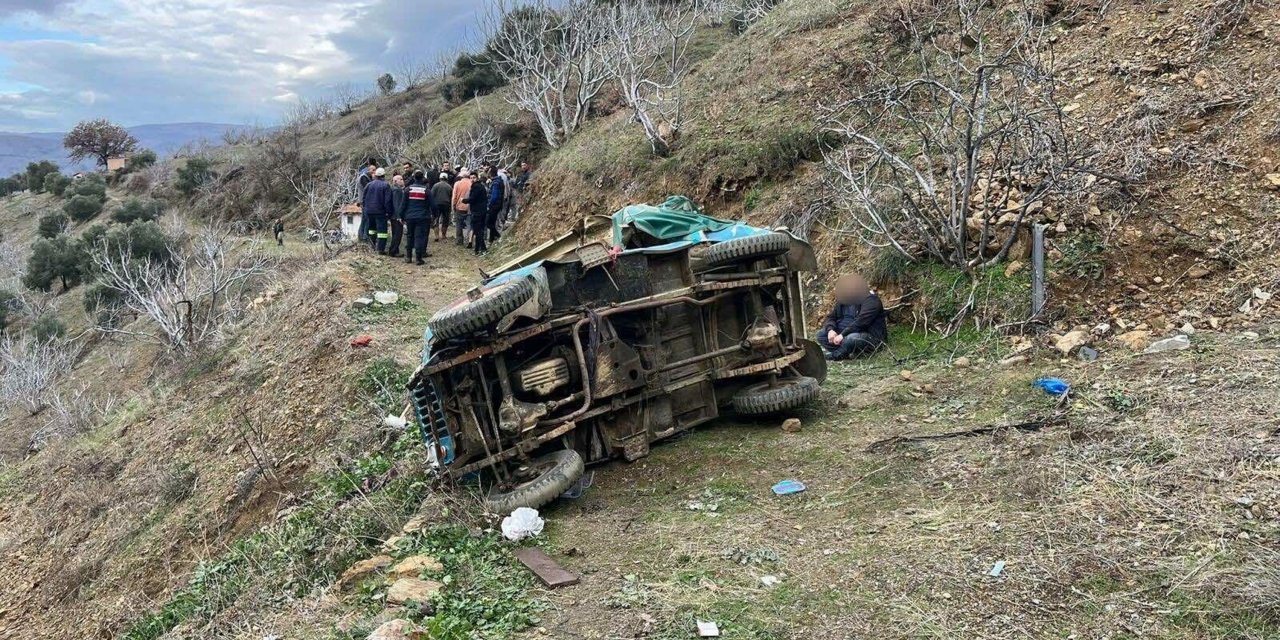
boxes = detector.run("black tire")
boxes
[732,376,820,415]
[428,277,535,341]
[702,232,791,269]
[484,449,584,514]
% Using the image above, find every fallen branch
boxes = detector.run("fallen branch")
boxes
[865,414,1070,452]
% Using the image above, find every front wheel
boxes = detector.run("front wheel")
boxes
[428,277,535,341]
[732,376,820,415]
[483,449,584,514]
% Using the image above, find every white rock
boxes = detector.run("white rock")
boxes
[375,291,400,305]
[1144,335,1191,354]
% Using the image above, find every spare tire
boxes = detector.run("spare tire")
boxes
[484,449,584,513]
[428,277,535,341]
[732,376,820,415]
[701,232,792,269]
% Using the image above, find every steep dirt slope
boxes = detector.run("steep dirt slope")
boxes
[0,229,488,638]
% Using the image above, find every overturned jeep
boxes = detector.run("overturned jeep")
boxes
[408,196,826,512]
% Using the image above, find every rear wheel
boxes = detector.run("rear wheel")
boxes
[732,376,820,415]
[483,449,584,514]
[701,232,791,269]
[428,277,535,341]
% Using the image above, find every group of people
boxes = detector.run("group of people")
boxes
[358,159,532,264]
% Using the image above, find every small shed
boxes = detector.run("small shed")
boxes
[338,203,362,239]
[106,156,127,172]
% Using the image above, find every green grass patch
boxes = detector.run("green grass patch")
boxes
[1053,231,1107,281]
[352,295,421,323]
[358,356,413,415]
[122,433,432,640]
[388,526,546,639]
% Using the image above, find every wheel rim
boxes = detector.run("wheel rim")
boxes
[494,456,558,494]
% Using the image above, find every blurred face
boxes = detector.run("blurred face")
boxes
[520,163,529,171]
[835,274,869,303]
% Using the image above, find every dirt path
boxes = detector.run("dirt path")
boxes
[521,329,1280,639]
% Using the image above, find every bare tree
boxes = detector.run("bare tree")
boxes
[288,164,359,251]
[0,333,80,416]
[700,0,783,31]
[393,54,441,90]
[371,128,416,168]
[483,0,612,148]
[88,224,277,353]
[604,1,699,156]
[30,383,118,452]
[429,125,517,171]
[331,82,369,115]
[822,0,1112,270]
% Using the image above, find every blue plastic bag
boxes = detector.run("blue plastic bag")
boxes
[772,480,806,496]
[1034,377,1070,396]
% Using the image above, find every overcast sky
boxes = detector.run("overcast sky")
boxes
[0,0,480,132]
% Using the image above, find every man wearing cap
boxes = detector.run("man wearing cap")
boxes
[362,167,394,253]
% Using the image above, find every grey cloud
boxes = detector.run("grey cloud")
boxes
[0,0,487,131]
[329,0,479,69]
[0,0,73,15]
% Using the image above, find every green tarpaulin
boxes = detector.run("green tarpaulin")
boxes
[610,196,739,246]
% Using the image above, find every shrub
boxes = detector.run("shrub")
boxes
[0,176,21,196]
[125,149,158,172]
[83,282,126,326]
[107,220,173,264]
[442,53,505,104]
[37,211,69,238]
[376,72,397,96]
[111,198,165,224]
[25,161,59,194]
[0,289,16,331]
[31,314,66,343]
[175,157,214,195]
[23,235,86,292]
[64,194,105,222]
[68,174,108,200]
[43,172,71,197]
[123,171,153,195]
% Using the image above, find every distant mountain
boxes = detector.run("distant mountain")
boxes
[0,123,263,176]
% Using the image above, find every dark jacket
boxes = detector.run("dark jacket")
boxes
[362,177,393,216]
[488,175,506,212]
[391,185,408,220]
[405,181,431,221]
[430,181,453,214]
[821,293,888,346]
[463,180,489,219]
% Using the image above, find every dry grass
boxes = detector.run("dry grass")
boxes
[521,329,1280,638]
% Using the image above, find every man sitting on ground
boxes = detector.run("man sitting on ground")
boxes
[817,274,888,361]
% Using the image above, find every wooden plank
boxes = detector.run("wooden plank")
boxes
[514,548,579,588]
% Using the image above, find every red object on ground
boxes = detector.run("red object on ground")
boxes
[350,335,374,347]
